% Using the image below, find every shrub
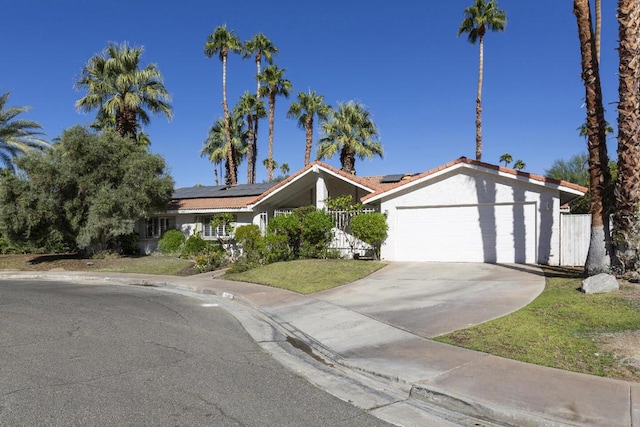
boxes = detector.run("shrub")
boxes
[350,212,388,259]
[264,233,294,263]
[181,234,210,259]
[267,214,302,258]
[158,229,185,255]
[300,210,334,258]
[233,224,266,270]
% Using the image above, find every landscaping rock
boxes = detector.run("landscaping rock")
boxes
[581,273,619,294]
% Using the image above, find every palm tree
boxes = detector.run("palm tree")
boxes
[205,25,243,186]
[595,0,602,62]
[513,159,526,170]
[201,113,248,186]
[258,65,292,181]
[613,0,640,275]
[0,91,48,171]
[75,42,172,140]
[499,153,512,167]
[287,90,333,166]
[235,92,266,184]
[316,101,383,175]
[458,0,507,162]
[574,0,612,276]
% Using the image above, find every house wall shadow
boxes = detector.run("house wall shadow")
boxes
[512,186,527,263]
[475,175,497,263]
[538,193,554,264]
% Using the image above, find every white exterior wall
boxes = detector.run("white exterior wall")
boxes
[378,168,561,265]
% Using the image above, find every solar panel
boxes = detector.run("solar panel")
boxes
[172,182,277,199]
[380,174,405,183]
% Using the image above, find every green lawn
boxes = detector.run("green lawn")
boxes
[435,266,640,380]
[224,259,386,294]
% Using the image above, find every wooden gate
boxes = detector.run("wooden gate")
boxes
[560,214,590,266]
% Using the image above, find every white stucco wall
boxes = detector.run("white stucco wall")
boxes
[377,167,561,265]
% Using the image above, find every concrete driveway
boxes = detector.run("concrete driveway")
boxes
[314,262,545,338]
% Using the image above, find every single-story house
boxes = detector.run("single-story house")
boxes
[138,157,587,266]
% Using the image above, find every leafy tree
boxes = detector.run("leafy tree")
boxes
[499,153,512,167]
[258,65,292,181]
[350,212,389,260]
[458,0,507,162]
[317,101,383,175]
[0,91,49,172]
[613,0,640,275]
[75,42,172,140]
[205,25,243,186]
[287,90,332,166]
[0,126,174,254]
[513,159,526,170]
[574,0,612,276]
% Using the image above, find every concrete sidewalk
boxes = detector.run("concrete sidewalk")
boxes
[1,268,638,426]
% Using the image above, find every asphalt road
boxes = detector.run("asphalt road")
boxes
[0,280,390,426]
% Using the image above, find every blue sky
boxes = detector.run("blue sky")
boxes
[2,1,620,188]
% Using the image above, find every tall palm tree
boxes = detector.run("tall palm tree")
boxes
[258,65,292,181]
[513,160,526,170]
[235,92,266,184]
[75,42,172,141]
[316,101,383,175]
[574,0,612,276]
[205,25,243,186]
[595,0,602,62]
[458,0,507,162]
[287,90,333,166]
[613,0,640,275]
[201,113,248,186]
[0,91,48,171]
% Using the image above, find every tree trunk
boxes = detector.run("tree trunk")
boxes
[340,145,356,175]
[246,114,254,184]
[252,119,259,184]
[595,0,602,62]
[475,36,484,162]
[267,93,275,182]
[574,0,612,276]
[613,0,640,276]
[304,115,314,166]
[222,54,236,187]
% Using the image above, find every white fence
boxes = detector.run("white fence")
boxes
[560,214,590,266]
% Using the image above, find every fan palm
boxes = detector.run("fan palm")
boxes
[0,91,48,171]
[235,92,266,184]
[513,160,526,170]
[287,90,332,166]
[205,25,243,186]
[613,0,640,275]
[499,153,512,167]
[316,101,383,175]
[258,65,292,181]
[201,113,248,186]
[75,42,172,141]
[574,0,612,275]
[458,0,507,162]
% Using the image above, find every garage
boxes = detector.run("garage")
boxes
[394,203,537,263]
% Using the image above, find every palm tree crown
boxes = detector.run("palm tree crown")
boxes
[75,42,172,140]
[205,25,243,186]
[201,114,247,186]
[258,65,292,181]
[316,101,383,175]
[0,91,49,171]
[235,92,266,184]
[288,90,333,167]
[458,0,507,162]
[243,33,278,93]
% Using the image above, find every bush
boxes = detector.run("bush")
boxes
[267,214,302,258]
[300,210,334,258]
[234,225,266,267]
[181,234,211,259]
[350,212,388,259]
[264,233,294,263]
[115,232,139,255]
[158,229,185,255]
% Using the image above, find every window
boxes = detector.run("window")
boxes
[146,217,172,239]
[199,215,235,239]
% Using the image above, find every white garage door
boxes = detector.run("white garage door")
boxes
[395,203,537,263]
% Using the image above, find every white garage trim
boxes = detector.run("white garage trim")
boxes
[394,202,537,263]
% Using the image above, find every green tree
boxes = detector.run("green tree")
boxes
[499,153,512,167]
[75,42,173,140]
[201,113,247,186]
[0,91,48,172]
[458,0,507,162]
[574,0,612,276]
[258,65,292,181]
[350,212,389,260]
[317,101,383,175]
[613,0,640,275]
[0,126,174,254]
[513,159,526,170]
[205,25,243,186]
[287,90,333,166]
[235,91,266,184]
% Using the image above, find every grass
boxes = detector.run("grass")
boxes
[224,259,386,294]
[0,253,195,276]
[435,266,640,380]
